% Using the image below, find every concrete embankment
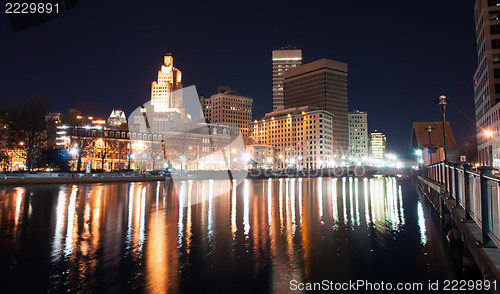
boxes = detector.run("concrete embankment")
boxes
[0,174,166,185]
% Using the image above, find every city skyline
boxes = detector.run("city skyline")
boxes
[0,1,477,158]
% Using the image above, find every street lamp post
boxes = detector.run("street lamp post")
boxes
[426,125,434,165]
[435,95,451,162]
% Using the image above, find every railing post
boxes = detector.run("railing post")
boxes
[454,164,459,200]
[437,163,441,183]
[478,166,494,247]
[463,164,472,221]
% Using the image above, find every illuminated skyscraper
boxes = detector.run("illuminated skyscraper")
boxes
[283,58,348,157]
[151,52,183,112]
[272,48,302,111]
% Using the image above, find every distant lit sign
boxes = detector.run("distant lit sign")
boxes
[460,155,466,162]
[92,120,106,125]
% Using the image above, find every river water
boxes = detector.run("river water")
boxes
[0,177,458,293]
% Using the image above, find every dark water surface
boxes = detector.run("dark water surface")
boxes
[0,178,457,293]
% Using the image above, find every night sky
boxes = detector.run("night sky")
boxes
[0,1,478,157]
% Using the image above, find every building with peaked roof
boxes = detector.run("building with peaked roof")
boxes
[410,122,456,166]
[107,109,127,126]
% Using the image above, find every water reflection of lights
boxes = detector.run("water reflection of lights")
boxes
[64,186,78,257]
[342,177,347,225]
[317,177,323,223]
[232,179,238,240]
[208,179,214,242]
[364,178,370,226]
[331,178,338,225]
[177,181,186,247]
[290,178,296,235]
[52,186,67,261]
[243,179,250,238]
[417,200,428,245]
[349,177,354,225]
[354,178,360,226]
[267,179,272,236]
[126,183,135,248]
[1,176,414,293]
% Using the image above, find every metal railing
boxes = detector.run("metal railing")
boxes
[424,162,500,247]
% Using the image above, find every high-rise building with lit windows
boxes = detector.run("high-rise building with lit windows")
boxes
[272,48,302,111]
[283,58,348,157]
[473,0,500,167]
[151,52,183,112]
[348,110,368,159]
[370,131,386,160]
[250,106,334,169]
[200,86,253,137]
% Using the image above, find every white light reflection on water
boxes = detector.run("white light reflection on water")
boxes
[177,181,186,247]
[290,178,296,236]
[243,179,250,238]
[208,179,214,242]
[64,186,78,257]
[317,177,323,223]
[51,186,67,261]
[138,186,146,254]
[342,177,347,225]
[298,178,303,226]
[126,183,135,248]
[354,178,360,226]
[233,179,238,240]
[267,178,272,236]
[364,178,370,226]
[331,178,338,225]
[349,177,354,225]
[417,199,428,245]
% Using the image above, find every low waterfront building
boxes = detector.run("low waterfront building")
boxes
[246,143,275,169]
[56,119,131,172]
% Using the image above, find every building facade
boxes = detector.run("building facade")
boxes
[128,53,242,171]
[272,48,302,111]
[370,131,386,160]
[200,86,253,137]
[348,110,368,159]
[250,106,335,169]
[283,58,348,157]
[246,143,275,169]
[57,120,131,172]
[473,0,500,167]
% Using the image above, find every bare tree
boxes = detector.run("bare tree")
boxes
[8,96,48,170]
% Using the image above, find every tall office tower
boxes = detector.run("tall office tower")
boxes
[283,58,348,157]
[370,131,386,160]
[200,86,253,136]
[348,110,369,159]
[473,0,500,167]
[272,48,302,111]
[151,52,183,112]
